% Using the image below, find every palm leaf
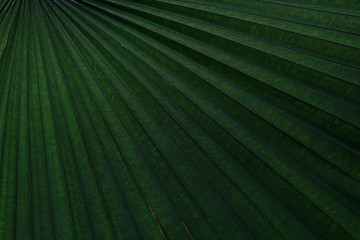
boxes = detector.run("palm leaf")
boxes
[0,0,359,239]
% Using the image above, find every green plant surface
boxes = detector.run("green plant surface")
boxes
[0,0,360,239]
